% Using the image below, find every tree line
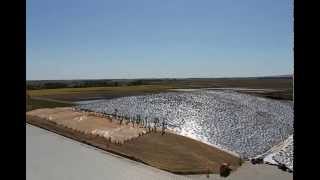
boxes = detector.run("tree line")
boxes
[27,80,147,90]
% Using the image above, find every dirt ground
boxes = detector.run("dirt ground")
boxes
[26,107,241,174]
[27,107,146,143]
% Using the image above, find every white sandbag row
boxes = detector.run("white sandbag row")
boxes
[262,135,293,171]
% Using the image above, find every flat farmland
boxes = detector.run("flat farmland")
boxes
[28,85,176,102]
[27,78,293,103]
[27,97,73,111]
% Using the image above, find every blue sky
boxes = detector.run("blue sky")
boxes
[27,0,293,80]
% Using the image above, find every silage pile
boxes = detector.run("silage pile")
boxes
[76,90,293,166]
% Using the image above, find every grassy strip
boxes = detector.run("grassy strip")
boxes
[26,115,241,174]
[236,89,293,100]
[28,85,175,97]
[27,85,177,102]
[27,98,73,112]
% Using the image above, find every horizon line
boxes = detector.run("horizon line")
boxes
[27,74,293,81]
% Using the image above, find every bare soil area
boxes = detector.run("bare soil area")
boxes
[27,107,145,143]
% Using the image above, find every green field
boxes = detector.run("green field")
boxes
[27,98,73,112]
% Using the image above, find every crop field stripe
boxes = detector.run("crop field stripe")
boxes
[28,85,176,96]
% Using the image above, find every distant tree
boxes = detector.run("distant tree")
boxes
[43,82,68,89]
[128,80,144,86]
